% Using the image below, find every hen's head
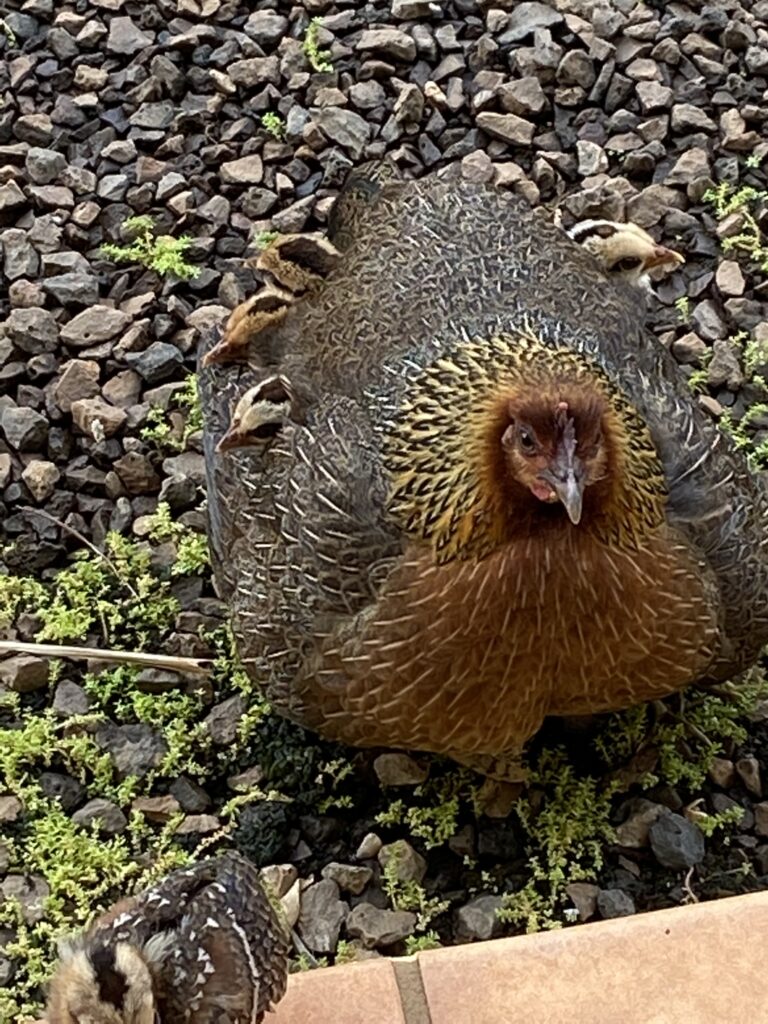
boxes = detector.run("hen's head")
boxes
[500,393,608,526]
[383,331,667,563]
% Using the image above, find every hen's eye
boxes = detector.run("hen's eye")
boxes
[518,427,536,453]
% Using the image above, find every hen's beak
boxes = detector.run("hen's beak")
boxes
[644,245,685,271]
[540,451,585,526]
[550,472,584,525]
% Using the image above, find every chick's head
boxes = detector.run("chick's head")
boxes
[47,941,157,1024]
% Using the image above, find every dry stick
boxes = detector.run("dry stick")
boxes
[0,640,211,676]
[21,505,140,599]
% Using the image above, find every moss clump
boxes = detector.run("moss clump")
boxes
[261,112,285,139]
[1,532,178,647]
[302,18,333,73]
[140,374,204,454]
[499,750,618,933]
[101,215,199,280]
[704,183,768,274]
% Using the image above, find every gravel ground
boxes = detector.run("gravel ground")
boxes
[2,0,768,1018]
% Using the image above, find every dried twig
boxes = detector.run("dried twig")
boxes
[21,506,140,599]
[0,640,211,676]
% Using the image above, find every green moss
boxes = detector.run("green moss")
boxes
[404,931,442,954]
[376,769,470,849]
[704,183,768,274]
[675,295,691,324]
[101,215,199,280]
[499,750,618,933]
[145,502,209,576]
[302,18,333,73]
[141,374,204,454]
[261,112,285,140]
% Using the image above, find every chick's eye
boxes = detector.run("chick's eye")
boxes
[612,256,643,272]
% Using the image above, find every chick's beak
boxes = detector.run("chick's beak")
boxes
[644,245,685,271]
[216,424,242,452]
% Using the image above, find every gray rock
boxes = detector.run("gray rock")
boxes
[577,140,608,175]
[298,879,348,954]
[220,155,264,185]
[666,148,710,186]
[636,81,673,113]
[42,273,100,306]
[565,881,599,921]
[691,299,727,343]
[670,104,717,133]
[1,406,48,451]
[616,800,666,848]
[321,862,374,895]
[498,77,547,116]
[159,474,198,510]
[71,397,127,439]
[25,147,66,184]
[378,839,426,884]
[356,832,383,860]
[229,56,280,88]
[113,452,161,494]
[39,772,85,811]
[0,181,27,217]
[72,798,128,835]
[95,722,168,778]
[2,229,40,280]
[169,776,211,813]
[129,342,183,384]
[0,875,49,924]
[244,10,288,46]
[107,16,153,55]
[671,332,707,365]
[707,340,744,390]
[648,813,705,869]
[130,102,175,130]
[392,0,438,17]
[21,459,60,502]
[715,260,745,297]
[54,359,101,412]
[52,679,92,717]
[346,902,417,948]
[454,895,504,941]
[97,174,129,201]
[5,307,58,353]
[356,28,417,62]
[736,756,762,797]
[204,695,246,746]
[558,50,596,89]
[314,108,371,159]
[0,796,23,823]
[500,1,562,42]
[394,83,424,126]
[374,753,429,786]
[597,888,635,918]
[477,111,535,146]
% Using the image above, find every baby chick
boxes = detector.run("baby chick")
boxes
[215,375,300,452]
[568,219,685,289]
[202,233,340,367]
[46,852,289,1024]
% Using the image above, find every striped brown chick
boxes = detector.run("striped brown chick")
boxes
[45,852,289,1024]
[202,233,341,367]
[568,219,684,291]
